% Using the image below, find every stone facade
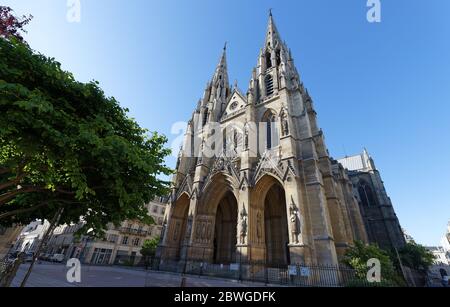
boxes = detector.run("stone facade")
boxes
[0,226,22,258]
[338,150,406,250]
[11,220,50,255]
[81,198,167,265]
[159,14,369,266]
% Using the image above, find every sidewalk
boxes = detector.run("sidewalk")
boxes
[11,263,285,287]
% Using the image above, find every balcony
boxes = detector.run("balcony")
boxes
[119,227,149,236]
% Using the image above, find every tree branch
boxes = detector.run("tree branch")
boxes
[0,173,26,191]
[0,186,44,205]
[0,202,47,220]
[0,167,12,175]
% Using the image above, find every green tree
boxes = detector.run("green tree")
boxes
[396,242,435,273]
[140,236,160,257]
[342,241,404,286]
[0,37,172,236]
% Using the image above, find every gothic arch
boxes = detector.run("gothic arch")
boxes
[199,172,239,216]
[166,193,190,260]
[253,173,284,199]
[251,174,290,266]
[213,191,238,264]
[196,172,239,263]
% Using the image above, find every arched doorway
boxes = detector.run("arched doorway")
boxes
[213,191,238,264]
[264,182,290,266]
[169,193,190,260]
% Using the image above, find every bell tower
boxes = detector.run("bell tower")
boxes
[160,12,368,268]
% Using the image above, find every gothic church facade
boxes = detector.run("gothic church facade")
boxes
[159,13,369,266]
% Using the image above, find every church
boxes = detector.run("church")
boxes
[158,13,403,266]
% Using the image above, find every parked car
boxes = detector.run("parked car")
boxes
[24,252,34,262]
[50,254,65,263]
[38,253,49,261]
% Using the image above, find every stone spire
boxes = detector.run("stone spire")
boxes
[265,10,282,49]
[211,43,229,90]
[198,44,231,122]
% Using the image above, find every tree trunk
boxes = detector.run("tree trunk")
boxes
[19,207,64,287]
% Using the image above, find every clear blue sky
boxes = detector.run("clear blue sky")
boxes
[4,0,450,246]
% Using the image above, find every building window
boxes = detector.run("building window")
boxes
[108,234,118,243]
[358,182,376,207]
[91,248,112,265]
[122,236,129,245]
[222,128,227,153]
[133,238,140,246]
[265,75,274,97]
[202,108,209,126]
[265,52,272,69]
[262,111,278,149]
[276,49,281,66]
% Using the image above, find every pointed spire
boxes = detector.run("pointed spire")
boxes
[212,43,229,87]
[204,44,231,121]
[265,10,282,48]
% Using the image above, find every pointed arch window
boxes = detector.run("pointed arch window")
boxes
[276,49,281,66]
[262,111,278,149]
[265,52,272,69]
[222,128,227,154]
[358,181,376,207]
[202,108,209,126]
[265,74,274,97]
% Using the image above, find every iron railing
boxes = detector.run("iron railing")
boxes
[107,250,397,287]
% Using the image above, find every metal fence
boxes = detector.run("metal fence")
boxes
[108,254,395,287]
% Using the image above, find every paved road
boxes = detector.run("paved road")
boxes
[11,263,276,287]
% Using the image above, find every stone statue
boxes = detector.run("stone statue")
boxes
[233,129,238,150]
[195,222,202,241]
[185,214,193,241]
[256,211,263,241]
[173,221,181,241]
[289,196,301,244]
[201,222,207,241]
[281,112,289,136]
[244,127,249,150]
[240,206,248,244]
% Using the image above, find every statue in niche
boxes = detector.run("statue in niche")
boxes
[195,222,202,241]
[256,211,263,241]
[281,112,289,136]
[239,205,248,244]
[201,222,207,241]
[289,196,301,244]
[185,214,193,241]
[173,221,181,241]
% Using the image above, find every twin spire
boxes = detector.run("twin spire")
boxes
[199,11,297,121]
[210,11,283,89]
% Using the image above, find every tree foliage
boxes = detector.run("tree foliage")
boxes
[342,241,404,286]
[396,242,435,272]
[0,37,172,237]
[140,236,160,257]
[0,6,32,43]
